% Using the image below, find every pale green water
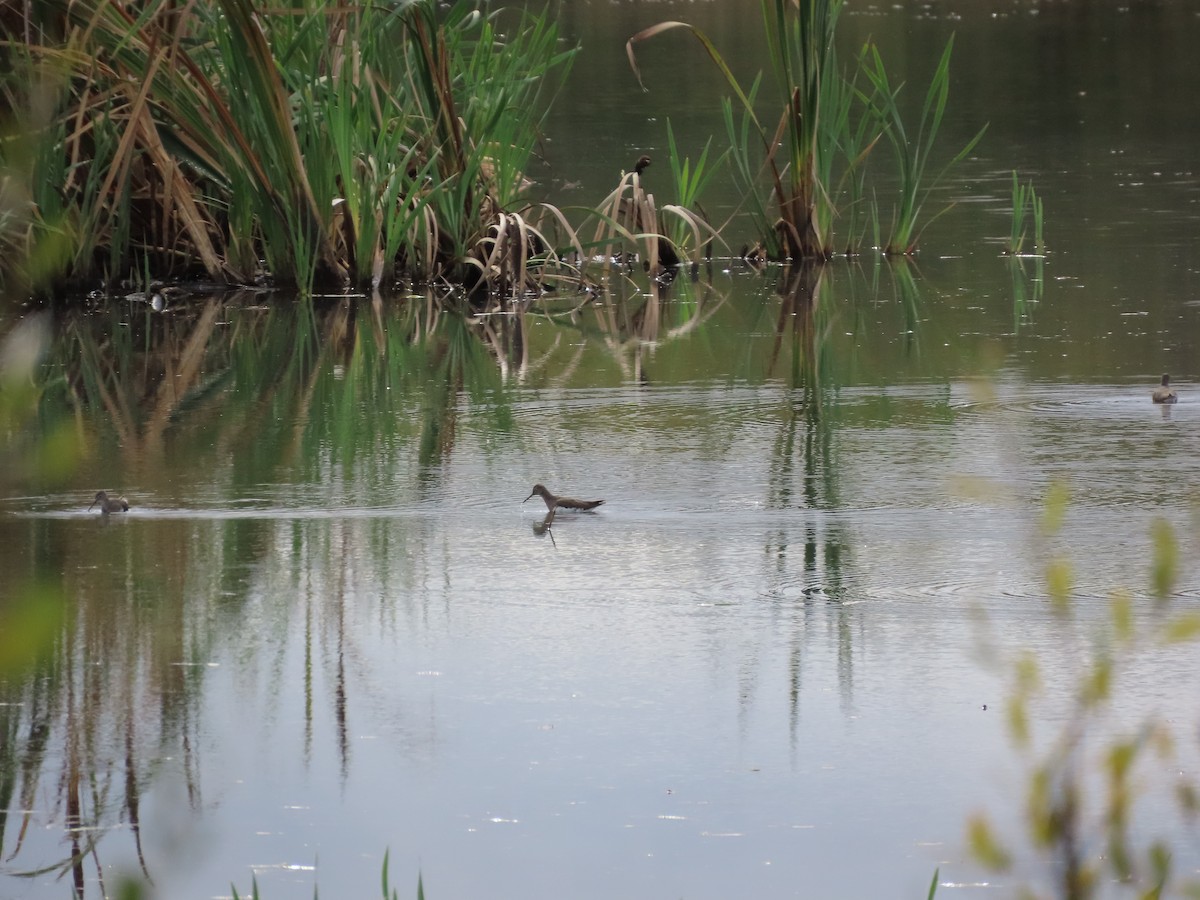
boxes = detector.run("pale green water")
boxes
[4,2,1200,899]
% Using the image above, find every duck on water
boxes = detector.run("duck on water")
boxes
[89,490,129,514]
[1153,374,1178,404]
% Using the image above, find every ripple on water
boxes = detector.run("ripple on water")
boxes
[4,494,523,520]
[507,383,795,441]
[758,572,1139,609]
[949,379,1192,422]
[834,382,960,428]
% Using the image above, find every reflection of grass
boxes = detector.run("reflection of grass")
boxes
[891,259,922,345]
[0,314,80,707]
[1007,255,1044,332]
[45,294,516,493]
[2,298,469,886]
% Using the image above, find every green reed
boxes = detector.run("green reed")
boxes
[413,3,577,290]
[629,0,984,262]
[1007,172,1031,255]
[832,64,878,256]
[763,0,845,257]
[720,76,777,256]
[629,0,846,259]
[1033,190,1045,255]
[1005,171,1045,256]
[664,120,723,259]
[860,38,987,255]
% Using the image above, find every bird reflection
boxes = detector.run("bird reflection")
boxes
[531,509,557,548]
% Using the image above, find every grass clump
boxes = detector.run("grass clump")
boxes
[1004,170,1046,256]
[0,0,583,296]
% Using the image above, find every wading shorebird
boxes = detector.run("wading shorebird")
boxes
[523,484,604,512]
[1152,373,1178,404]
[88,490,129,514]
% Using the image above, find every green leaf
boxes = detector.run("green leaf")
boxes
[1041,481,1070,534]
[1045,558,1073,616]
[967,815,1012,870]
[1110,590,1133,644]
[1164,612,1200,643]
[1151,518,1178,602]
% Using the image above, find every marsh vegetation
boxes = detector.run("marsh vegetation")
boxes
[4,0,1003,300]
[3,0,583,294]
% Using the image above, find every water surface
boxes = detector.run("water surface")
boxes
[5,1,1200,898]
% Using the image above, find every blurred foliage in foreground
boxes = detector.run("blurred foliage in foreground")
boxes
[968,483,1200,899]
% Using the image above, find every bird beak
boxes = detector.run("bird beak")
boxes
[87,501,97,511]
[523,492,534,503]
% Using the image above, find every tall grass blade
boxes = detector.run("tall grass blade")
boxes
[861,37,987,254]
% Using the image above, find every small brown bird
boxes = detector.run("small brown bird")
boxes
[633,155,651,176]
[523,484,604,512]
[88,490,129,514]
[1152,373,1178,404]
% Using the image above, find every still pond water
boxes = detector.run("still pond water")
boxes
[4,1,1200,898]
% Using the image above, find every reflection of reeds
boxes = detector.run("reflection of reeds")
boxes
[537,272,729,386]
[54,292,528,497]
[888,258,924,356]
[3,296,524,890]
[69,296,235,455]
[1007,254,1044,332]
[762,264,848,646]
[0,515,202,889]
